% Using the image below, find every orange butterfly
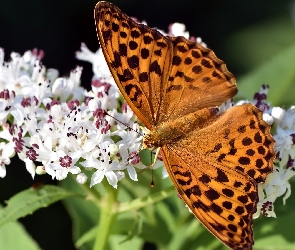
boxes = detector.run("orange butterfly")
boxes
[94,2,275,249]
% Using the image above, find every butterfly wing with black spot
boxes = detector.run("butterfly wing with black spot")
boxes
[158,36,237,123]
[95,1,173,129]
[161,104,275,249]
[95,2,237,128]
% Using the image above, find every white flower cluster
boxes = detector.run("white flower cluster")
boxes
[0,47,145,188]
[0,22,294,219]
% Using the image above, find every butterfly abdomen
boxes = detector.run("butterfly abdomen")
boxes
[143,107,219,150]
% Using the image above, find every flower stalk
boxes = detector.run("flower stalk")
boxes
[93,180,118,250]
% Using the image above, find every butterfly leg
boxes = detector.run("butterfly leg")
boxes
[148,148,161,169]
[137,147,161,176]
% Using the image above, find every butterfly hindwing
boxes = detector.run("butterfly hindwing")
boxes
[161,144,255,249]
[180,104,275,184]
[161,104,275,249]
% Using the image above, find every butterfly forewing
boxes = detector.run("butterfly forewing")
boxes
[159,37,237,122]
[95,1,173,129]
[95,2,237,127]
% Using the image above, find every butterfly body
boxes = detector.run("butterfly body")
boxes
[143,107,219,150]
[95,2,275,249]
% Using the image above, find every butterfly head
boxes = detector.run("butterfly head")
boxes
[141,133,158,151]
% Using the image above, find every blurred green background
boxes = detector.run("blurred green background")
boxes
[1,0,295,249]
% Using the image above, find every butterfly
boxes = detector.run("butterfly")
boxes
[94,2,275,249]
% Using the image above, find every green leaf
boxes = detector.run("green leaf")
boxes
[0,206,40,250]
[0,185,78,228]
[75,226,97,248]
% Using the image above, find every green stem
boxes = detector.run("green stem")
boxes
[118,185,175,213]
[81,182,102,205]
[93,180,118,250]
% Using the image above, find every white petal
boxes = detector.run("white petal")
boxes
[105,171,118,188]
[2,142,15,160]
[10,109,24,126]
[115,171,125,181]
[52,78,67,95]
[69,166,81,175]
[83,139,97,152]
[55,169,68,180]
[252,209,261,219]
[88,99,101,111]
[0,164,6,178]
[90,170,104,187]
[80,158,100,169]
[127,166,137,181]
[282,183,292,205]
[24,159,36,179]
[45,163,57,179]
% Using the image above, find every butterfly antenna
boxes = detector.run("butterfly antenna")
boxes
[105,112,143,136]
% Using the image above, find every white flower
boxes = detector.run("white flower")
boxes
[115,171,125,181]
[81,144,120,188]
[115,103,136,130]
[113,122,142,152]
[219,99,233,113]
[195,37,207,48]
[47,149,81,181]
[52,67,84,102]
[117,145,139,181]
[273,127,295,167]
[89,82,119,110]
[0,141,15,178]
[255,166,295,218]
[280,106,295,130]
[23,158,36,179]
[76,43,115,85]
